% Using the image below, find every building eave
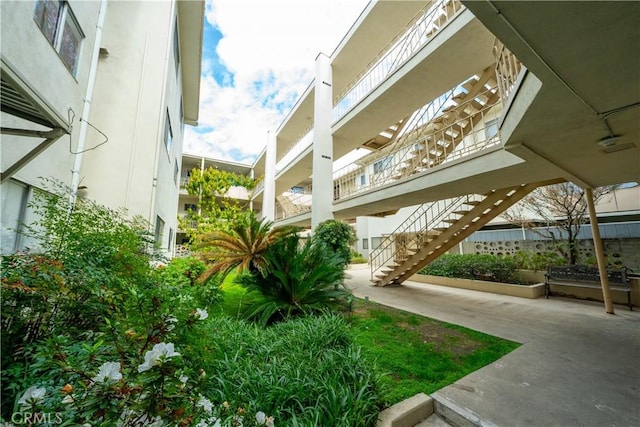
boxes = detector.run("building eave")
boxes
[178,1,204,126]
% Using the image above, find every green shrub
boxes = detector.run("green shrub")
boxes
[205,314,381,426]
[236,235,352,325]
[512,250,567,271]
[419,253,519,283]
[313,220,356,267]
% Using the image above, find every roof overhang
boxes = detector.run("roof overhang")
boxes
[177,1,205,126]
[1,56,69,183]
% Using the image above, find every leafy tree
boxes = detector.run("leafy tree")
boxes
[236,235,352,326]
[313,219,357,267]
[503,182,616,264]
[195,212,300,281]
[180,167,260,240]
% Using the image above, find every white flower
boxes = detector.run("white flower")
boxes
[179,374,188,384]
[197,396,213,414]
[256,411,266,425]
[194,308,208,320]
[61,395,74,404]
[166,316,178,331]
[92,361,122,383]
[138,342,180,372]
[18,386,46,406]
[196,421,208,427]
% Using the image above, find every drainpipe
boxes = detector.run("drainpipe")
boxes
[70,0,108,204]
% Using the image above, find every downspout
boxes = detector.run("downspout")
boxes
[70,0,108,203]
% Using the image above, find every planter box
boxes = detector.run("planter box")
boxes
[410,273,546,299]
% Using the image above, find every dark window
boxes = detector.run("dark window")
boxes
[34,0,84,76]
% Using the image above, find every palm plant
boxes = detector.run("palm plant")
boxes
[237,235,352,326]
[195,213,299,282]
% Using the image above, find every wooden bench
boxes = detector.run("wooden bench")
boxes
[545,265,632,310]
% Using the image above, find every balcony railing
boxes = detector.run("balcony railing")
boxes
[276,127,314,173]
[332,85,502,201]
[332,0,464,122]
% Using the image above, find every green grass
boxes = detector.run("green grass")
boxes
[348,299,520,406]
[214,275,520,408]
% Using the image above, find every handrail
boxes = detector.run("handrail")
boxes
[333,0,464,122]
[333,85,502,200]
[493,39,523,101]
[369,192,484,280]
[276,126,314,168]
[275,185,313,220]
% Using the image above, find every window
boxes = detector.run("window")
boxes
[174,161,179,185]
[1,180,29,254]
[34,0,84,76]
[164,109,173,152]
[168,228,174,250]
[291,186,304,194]
[184,203,197,212]
[173,18,180,73]
[485,119,498,140]
[359,174,366,186]
[362,239,369,250]
[155,216,165,245]
[373,156,392,174]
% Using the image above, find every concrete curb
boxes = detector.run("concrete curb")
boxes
[431,392,498,427]
[377,393,434,427]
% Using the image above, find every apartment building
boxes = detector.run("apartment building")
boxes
[250,0,639,286]
[1,0,204,257]
[175,153,255,256]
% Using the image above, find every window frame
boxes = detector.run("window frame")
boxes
[164,109,173,154]
[33,0,85,77]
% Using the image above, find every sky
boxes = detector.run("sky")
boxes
[182,0,370,165]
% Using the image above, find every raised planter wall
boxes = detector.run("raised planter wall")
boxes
[410,274,545,299]
[410,272,638,307]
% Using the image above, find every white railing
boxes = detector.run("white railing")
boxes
[493,39,524,102]
[333,85,502,201]
[369,192,484,280]
[332,0,464,122]
[275,185,313,220]
[276,127,314,172]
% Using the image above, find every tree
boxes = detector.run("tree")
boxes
[313,220,357,268]
[195,213,300,282]
[180,167,260,240]
[503,182,617,264]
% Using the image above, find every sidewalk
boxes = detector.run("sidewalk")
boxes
[345,265,640,427]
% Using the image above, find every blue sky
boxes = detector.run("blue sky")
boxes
[183,0,369,165]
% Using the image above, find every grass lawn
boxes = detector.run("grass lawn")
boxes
[214,275,520,408]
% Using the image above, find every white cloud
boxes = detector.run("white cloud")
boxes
[184,0,369,163]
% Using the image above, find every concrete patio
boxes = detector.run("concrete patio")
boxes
[345,265,640,427]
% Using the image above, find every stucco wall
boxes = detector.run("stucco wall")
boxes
[1,0,101,188]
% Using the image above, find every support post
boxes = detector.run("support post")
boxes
[262,131,277,221]
[585,187,614,314]
[311,53,334,230]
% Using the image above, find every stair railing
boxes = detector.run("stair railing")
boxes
[333,85,502,202]
[493,39,524,102]
[370,192,483,280]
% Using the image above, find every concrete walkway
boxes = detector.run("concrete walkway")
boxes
[345,265,640,427]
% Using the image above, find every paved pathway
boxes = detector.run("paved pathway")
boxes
[345,265,640,427]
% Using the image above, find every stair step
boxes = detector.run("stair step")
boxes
[464,200,481,206]
[443,219,458,224]
[434,227,448,232]
[453,210,470,215]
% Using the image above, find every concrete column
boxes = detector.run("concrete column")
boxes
[585,187,614,314]
[262,130,277,221]
[311,53,334,230]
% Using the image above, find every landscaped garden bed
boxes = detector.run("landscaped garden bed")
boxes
[1,188,519,426]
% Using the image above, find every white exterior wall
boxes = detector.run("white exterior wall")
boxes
[80,1,183,255]
[1,0,101,188]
